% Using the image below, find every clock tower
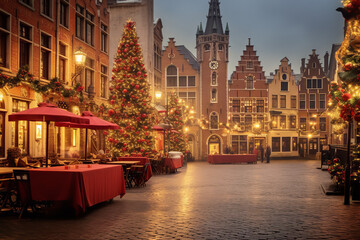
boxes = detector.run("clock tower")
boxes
[196,0,229,157]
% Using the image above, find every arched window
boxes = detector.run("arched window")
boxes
[211,72,217,85]
[210,112,219,130]
[246,76,253,89]
[167,65,177,87]
[204,44,210,51]
[211,89,217,103]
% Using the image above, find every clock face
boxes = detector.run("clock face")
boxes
[209,61,219,70]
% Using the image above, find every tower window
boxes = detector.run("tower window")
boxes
[204,44,210,51]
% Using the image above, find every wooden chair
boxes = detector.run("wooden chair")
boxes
[0,177,17,212]
[13,169,36,218]
[132,163,149,187]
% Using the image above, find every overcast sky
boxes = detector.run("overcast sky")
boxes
[154,0,344,77]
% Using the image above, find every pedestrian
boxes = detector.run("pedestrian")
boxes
[259,145,264,163]
[265,145,271,163]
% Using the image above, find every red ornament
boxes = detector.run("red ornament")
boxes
[124,48,128,52]
[123,89,128,93]
[141,113,147,118]
[115,85,120,90]
[110,100,115,105]
[135,85,140,89]
[342,93,352,101]
[123,143,127,147]
[108,109,115,116]
[344,62,353,71]
[137,71,142,76]
[103,131,108,136]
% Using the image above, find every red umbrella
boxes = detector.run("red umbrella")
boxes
[8,102,89,167]
[55,111,119,161]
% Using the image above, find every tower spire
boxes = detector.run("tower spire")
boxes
[205,0,224,35]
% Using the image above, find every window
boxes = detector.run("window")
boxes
[307,78,322,89]
[245,116,252,131]
[84,58,94,93]
[292,137,298,151]
[101,23,108,53]
[76,5,84,40]
[0,11,10,68]
[247,61,253,69]
[101,65,107,98]
[289,115,296,129]
[204,44,210,51]
[279,115,286,129]
[11,100,29,155]
[60,0,69,28]
[85,11,94,46]
[188,76,195,86]
[272,95,278,108]
[179,76,186,87]
[218,44,223,50]
[166,65,177,87]
[299,94,306,109]
[291,95,296,109]
[256,100,264,113]
[179,92,196,108]
[309,94,316,109]
[257,116,264,130]
[231,135,248,154]
[272,137,280,152]
[40,33,51,80]
[300,118,306,131]
[318,79,322,89]
[281,82,288,91]
[210,112,219,130]
[271,115,278,129]
[320,118,326,132]
[232,115,240,124]
[320,94,326,109]
[211,89,217,103]
[233,99,240,112]
[244,100,252,113]
[41,0,52,18]
[282,137,291,152]
[59,42,67,83]
[246,76,253,89]
[312,62,316,68]
[20,0,33,8]
[280,95,286,108]
[19,22,32,68]
[212,72,217,85]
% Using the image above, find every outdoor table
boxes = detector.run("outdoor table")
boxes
[163,158,183,171]
[116,157,152,181]
[207,154,257,164]
[28,164,126,214]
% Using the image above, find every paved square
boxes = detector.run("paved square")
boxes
[0,160,359,239]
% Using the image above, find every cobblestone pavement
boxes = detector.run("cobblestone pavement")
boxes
[1,160,360,240]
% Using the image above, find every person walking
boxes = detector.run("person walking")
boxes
[259,145,264,163]
[265,145,271,163]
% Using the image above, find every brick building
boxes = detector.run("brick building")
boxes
[0,0,109,159]
[298,49,330,157]
[161,38,201,160]
[196,0,229,158]
[229,39,268,154]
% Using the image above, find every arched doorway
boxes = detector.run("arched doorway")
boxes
[208,135,221,155]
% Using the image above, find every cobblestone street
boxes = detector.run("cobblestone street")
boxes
[1,160,360,239]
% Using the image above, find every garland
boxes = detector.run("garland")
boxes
[0,66,85,103]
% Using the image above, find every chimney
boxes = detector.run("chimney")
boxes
[301,58,305,73]
[324,51,329,74]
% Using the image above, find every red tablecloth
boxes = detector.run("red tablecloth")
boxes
[116,157,152,181]
[207,154,257,164]
[29,164,126,213]
[164,158,183,170]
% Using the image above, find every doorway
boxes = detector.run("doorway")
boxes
[299,138,307,157]
[208,135,221,155]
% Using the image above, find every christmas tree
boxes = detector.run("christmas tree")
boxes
[107,20,156,158]
[166,92,189,154]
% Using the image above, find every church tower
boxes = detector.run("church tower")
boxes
[196,0,229,157]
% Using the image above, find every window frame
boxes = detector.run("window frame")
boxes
[280,81,288,91]
[60,0,69,28]
[100,22,108,53]
[291,95,296,109]
[309,94,316,109]
[246,76,254,90]
[232,99,240,112]
[40,31,52,80]
[166,65,177,87]
[100,64,108,98]
[280,95,286,108]
[209,112,219,130]
[272,137,280,152]
[19,21,33,70]
[40,0,53,20]
[0,10,10,69]
[299,94,306,109]
[272,95,278,108]
[211,88,217,103]
[319,94,326,109]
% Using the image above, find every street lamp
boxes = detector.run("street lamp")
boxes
[155,91,162,104]
[71,47,86,86]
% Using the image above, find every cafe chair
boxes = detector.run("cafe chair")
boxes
[13,169,36,218]
[0,177,17,212]
[124,167,133,188]
[132,163,149,187]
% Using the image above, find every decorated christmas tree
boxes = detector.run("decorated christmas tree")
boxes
[106,20,156,158]
[166,92,189,154]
